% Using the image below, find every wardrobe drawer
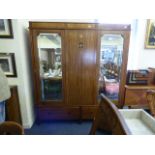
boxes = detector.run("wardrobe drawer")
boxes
[30,22,65,29]
[66,23,96,29]
[81,107,97,119]
[37,107,79,120]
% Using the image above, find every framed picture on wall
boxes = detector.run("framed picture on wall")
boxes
[145,19,155,48]
[0,19,13,38]
[0,53,17,77]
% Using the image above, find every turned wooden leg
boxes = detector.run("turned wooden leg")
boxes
[146,90,155,117]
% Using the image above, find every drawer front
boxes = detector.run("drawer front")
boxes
[37,106,97,120]
[81,107,97,119]
[37,107,79,120]
[66,23,96,29]
[30,22,65,29]
[125,89,148,106]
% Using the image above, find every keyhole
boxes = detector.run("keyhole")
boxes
[79,42,84,48]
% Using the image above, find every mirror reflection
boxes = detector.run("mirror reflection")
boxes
[37,33,62,101]
[99,34,123,101]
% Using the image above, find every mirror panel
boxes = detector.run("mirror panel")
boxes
[99,34,124,101]
[37,33,62,101]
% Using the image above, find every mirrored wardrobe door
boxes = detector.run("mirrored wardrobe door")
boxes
[35,31,64,102]
[98,33,124,104]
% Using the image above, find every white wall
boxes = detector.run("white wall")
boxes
[136,20,155,69]
[128,19,155,69]
[0,20,34,128]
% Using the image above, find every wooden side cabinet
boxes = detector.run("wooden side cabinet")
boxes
[124,85,155,108]
[5,86,22,125]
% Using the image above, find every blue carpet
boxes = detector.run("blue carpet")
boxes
[25,110,151,135]
[25,120,93,135]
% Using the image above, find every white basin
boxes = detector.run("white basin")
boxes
[119,109,155,135]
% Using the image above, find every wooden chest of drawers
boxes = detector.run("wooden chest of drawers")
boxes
[124,85,155,108]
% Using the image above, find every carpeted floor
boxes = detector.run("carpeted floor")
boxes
[25,120,93,135]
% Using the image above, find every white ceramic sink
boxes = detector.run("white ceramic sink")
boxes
[119,109,155,135]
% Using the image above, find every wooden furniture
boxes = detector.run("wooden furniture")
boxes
[29,22,130,121]
[148,67,155,85]
[146,90,155,117]
[0,121,24,135]
[90,94,131,135]
[5,86,22,124]
[124,85,155,108]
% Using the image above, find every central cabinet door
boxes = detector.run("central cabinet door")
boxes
[65,30,98,105]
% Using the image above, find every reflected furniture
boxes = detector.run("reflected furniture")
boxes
[90,94,131,135]
[0,121,24,135]
[29,22,130,121]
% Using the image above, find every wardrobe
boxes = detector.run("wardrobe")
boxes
[29,22,130,121]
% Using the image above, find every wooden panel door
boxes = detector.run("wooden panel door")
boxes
[65,30,98,105]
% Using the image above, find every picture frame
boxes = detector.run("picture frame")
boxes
[0,19,13,38]
[126,70,149,85]
[0,53,17,77]
[145,19,155,49]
